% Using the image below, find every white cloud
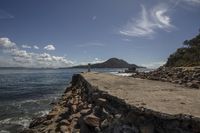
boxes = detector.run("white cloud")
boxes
[36,53,73,68]
[91,58,104,64]
[22,45,31,49]
[77,42,105,47]
[0,37,73,68]
[80,58,104,65]
[142,61,166,69]
[0,38,16,48]
[11,49,32,58]
[119,4,174,38]
[13,56,32,64]
[33,45,39,49]
[44,44,55,51]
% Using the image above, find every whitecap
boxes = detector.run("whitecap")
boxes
[0,116,31,128]
[18,99,39,104]
[35,110,50,116]
[0,130,10,133]
[110,72,133,77]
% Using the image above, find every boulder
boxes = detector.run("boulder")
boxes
[187,82,199,89]
[59,119,70,125]
[60,125,69,133]
[80,109,91,115]
[83,114,100,127]
[96,98,107,107]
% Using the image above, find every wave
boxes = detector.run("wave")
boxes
[34,110,50,116]
[0,116,31,128]
[18,99,40,104]
[0,130,10,133]
[110,72,133,76]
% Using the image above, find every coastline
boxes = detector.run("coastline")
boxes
[24,72,200,133]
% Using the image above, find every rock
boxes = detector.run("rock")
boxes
[72,129,80,133]
[48,129,55,133]
[29,116,47,128]
[177,72,184,78]
[80,122,92,133]
[101,119,109,129]
[80,109,91,115]
[113,124,139,133]
[60,125,69,133]
[72,104,77,112]
[83,114,100,127]
[183,76,189,81]
[69,113,81,121]
[21,129,36,133]
[96,98,107,107]
[115,114,121,119]
[43,120,53,125]
[59,100,67,106]
[140,124,154,133]
[92,92,100,101]
[93,106,103,117]
[95,127,101,132]
[82,103,89,109]
[88,104,92,108]
[192,80,200,84]
[59,119,70,125]
[187,82,199,89]
[47,111,57,120]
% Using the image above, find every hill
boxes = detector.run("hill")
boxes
[72,58,139,68]
[165,32,200,67]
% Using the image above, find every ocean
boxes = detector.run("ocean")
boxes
[0,68,125,133]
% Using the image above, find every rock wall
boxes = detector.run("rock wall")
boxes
[23,73,200,133]
[133,67,200,89]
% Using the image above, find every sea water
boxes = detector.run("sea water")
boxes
[0,68,125,133]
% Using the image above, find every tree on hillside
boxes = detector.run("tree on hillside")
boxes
[166,31,200,67]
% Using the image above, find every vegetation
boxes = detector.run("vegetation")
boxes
[166,32,200,67]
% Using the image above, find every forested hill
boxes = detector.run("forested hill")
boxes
[165,32,200,67]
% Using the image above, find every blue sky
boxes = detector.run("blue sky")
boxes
[0,0,200,68]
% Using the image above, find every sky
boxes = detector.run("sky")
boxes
[0,0,200,68]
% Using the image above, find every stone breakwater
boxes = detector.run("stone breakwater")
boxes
[133,67,200,89]
[23,73,200,133]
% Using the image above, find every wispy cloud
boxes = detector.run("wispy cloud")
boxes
[33,45,39,49]
[122,38,132,42]
[79,58,104,65]
[91,58,104,64]
[119,4,174,38]
[22,45,31,49]
[0,37,73,68]
[76,42,105,48]
[168,0,200,8]
[177,0,200,5]
[0,9,14,19]
[44,44,55,51]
